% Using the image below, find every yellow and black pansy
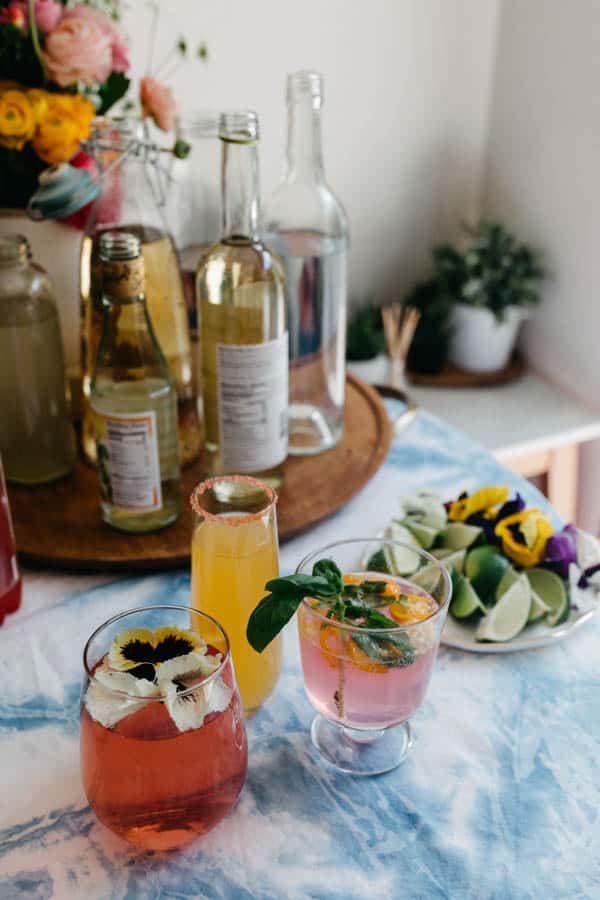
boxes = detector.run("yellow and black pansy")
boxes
[108,626,206,680]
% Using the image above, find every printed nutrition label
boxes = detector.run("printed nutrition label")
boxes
[217,333,289,471]
[93,409,163,512]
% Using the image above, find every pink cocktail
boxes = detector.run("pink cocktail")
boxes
[296,541,451,775]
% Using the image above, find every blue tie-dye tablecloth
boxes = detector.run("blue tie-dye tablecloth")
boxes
[1,411,599,900]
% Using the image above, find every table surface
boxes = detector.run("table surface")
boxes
[1,411,599,900]
[349,358,600,460]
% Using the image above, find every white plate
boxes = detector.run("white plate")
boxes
[442,597,600,653]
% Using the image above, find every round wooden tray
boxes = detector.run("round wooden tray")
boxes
[8,373,393,572]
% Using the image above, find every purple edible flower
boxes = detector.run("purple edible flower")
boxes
[542,524,577,579]
[497,492,526,521]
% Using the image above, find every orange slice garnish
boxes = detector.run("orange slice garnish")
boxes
[388,594,438,625]
[342,573,402,599]
[347,638,388,674]
[319,625,342,668]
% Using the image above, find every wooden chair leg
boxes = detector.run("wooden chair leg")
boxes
[546,443,579,522]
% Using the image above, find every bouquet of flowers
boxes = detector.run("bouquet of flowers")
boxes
[0,0,130,207]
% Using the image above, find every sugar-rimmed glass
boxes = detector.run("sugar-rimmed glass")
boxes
[190,475,282,715]
[296,538,451,775]
[80,605,247,850]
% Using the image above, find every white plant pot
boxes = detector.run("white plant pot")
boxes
[0,211,81,376]
[448,304,528,374]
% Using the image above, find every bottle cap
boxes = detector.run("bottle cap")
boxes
[287,71,323,106]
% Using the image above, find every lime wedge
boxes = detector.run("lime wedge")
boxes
[527,589,551,623]
[465,545,510,605]
[401,493,447,531]
[366,549,392,575]
[439,523,482,551]
[496,566,519,600]
[524,567,569,627]
[438,548,466,573]
[389,522,421,575]
[476,573,531,642]
[401,518,438,549]
[450,571,486,618]
[411,563,443,594]
[431,548,452,559]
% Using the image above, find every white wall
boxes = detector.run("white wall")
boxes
[482,0,600,531]
[123,0,500,307]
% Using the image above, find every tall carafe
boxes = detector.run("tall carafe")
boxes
[195,111,288,490]
[265,71,349,455]
[80,119,202,468]
[0,235,75,484]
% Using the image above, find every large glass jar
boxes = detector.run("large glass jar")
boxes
[80,118,202,468]
[0,235,75,484]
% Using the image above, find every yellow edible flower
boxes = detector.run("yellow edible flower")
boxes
[448,485,510,523]
[26,89,50,126]
[32,93,95,165]
[0,90,35,151]
[495,508,554,567]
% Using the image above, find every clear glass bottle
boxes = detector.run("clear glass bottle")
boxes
[265,71,349,455]
[195,111,288,490]
[80,118,201,469]
[90,231,181,533]
[0,234,76,484]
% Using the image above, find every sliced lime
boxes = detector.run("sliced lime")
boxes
[411,562,443,594]
[450,571,486,618]
[401,518,438,549]
[496,566,519,600]
[401,493,447,531]
[439,523,482,551]
[524,567,569,627]
[431,548,452,559]
[476,573,531,642]
[527,589,551,623]
[465,545,510,605]
[438,548,466,573]
[389,522,421,575]
[366,549,392,575]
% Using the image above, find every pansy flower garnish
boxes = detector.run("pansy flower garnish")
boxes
[448,485,509,523]
[495,508,554,567]
[543,524,578,579]
[86,626,230,733]
[108,626,206,680]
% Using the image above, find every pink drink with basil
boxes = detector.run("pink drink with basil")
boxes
[297,573,441,730]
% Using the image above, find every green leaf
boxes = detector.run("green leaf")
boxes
[246,592,301,653]
[97,72,130,116]
[312,559,343,592]
[265,574,336,597]
[352,631,415,668]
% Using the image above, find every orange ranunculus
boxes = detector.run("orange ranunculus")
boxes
[0,90,35,150]
[32,94,95,165]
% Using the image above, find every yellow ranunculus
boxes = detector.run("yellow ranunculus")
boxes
[32,94,95,165]
[448,485,510,523]
[0,90,35,151]
[495,509,554,568]
[26,89,50,126]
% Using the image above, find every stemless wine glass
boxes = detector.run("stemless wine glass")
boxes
[190,475,282,716]
[296,539,451,775]
[80,605,247,851]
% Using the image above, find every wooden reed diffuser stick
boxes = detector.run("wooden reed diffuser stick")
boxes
[381,304,421,389]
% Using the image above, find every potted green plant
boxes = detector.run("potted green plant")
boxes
[445,221,543,372]
[406,221,544,375]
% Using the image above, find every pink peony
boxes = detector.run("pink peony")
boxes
[140,76,177,132]
[43,16,112,86]
[63,5,129,73]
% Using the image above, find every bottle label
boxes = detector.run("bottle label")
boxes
[91,409,163,512]
[217,333,288,472]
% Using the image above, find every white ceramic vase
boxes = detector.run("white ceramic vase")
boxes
[0,211,81,376]
[448,304,528,374]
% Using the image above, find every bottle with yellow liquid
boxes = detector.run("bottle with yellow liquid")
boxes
[195,111,288,491]
[80,119,201,469]
[190,475,282,715]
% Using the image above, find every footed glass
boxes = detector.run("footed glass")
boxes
[296,539,451,775]
[80,605,247,850]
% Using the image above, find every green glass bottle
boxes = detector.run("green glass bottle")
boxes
[90,231,181,532]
